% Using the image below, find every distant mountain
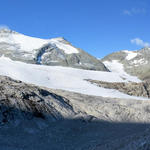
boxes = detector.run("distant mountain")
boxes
[101,47,150,81]
[0,28,108,71]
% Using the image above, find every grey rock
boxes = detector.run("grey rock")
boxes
[86,79,150,98]
[0,75,76,124]
[1,75,150,149]
[33,41,109,71]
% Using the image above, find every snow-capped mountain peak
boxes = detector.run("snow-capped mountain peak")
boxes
[0,28,49,52]
[0,28,79,54]
[0,29,108,71]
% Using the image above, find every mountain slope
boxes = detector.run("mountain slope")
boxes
[0,75,150,150]
[101,47,150,81]
[0,28,150,149]
[0,75,76,124]
[0,55,144,100]
[0,28,108,71]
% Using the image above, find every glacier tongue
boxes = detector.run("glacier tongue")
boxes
[0,55,145,100]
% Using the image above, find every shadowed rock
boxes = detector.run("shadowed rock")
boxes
[1,75,150,149]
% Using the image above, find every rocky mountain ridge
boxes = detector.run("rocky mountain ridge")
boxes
[0,28,108,71]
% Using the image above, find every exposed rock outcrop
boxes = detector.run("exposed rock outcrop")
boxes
[1,75,150,124]
[86,79,150,98]
[1,76,150,149]
[0,75,76,125]
[34,42,109,71]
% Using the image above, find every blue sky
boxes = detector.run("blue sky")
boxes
[0,0,149,57]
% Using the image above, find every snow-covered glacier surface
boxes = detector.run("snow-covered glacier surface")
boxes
[0,28,79,54]
[0,56,145,100]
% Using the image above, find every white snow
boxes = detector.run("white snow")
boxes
[0,29,79,54]
[0,56,145,100]
[49,38,79,54]
[130,59,148,66]
[103,60,141,81]
[0,31,48,52]
[132,58,148,64]
[103,60,124,73]
[12,34,48,52]
[123,50,137,60]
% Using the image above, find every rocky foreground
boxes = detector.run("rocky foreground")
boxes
[1,75,150,150]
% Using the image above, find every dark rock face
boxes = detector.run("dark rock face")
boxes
[1,75,150,149]
[34,43,109,71]
[86,79,150,98]
[0,76,75,125]
[94,127,150,150]
[5,44,108,71]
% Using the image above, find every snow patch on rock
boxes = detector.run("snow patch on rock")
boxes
[49,38,79,54]
[123,50,137,60]
[130,59,148,66]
